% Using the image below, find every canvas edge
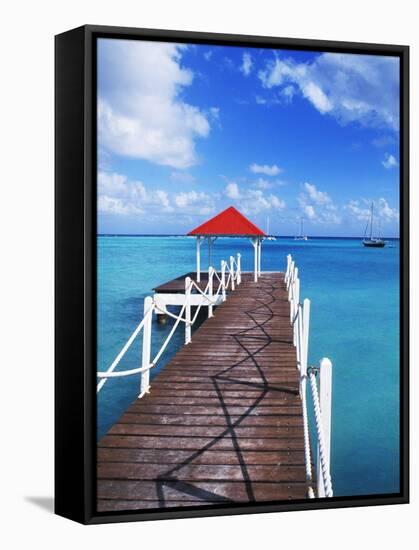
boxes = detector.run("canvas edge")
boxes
[54,24,409,525]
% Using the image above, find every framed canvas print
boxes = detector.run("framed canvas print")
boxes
[55,25,409,524]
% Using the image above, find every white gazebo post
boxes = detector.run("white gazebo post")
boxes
[251,238,258,282]
[196,236,202,282]
[208,236,212,270]
[188,208,266,286]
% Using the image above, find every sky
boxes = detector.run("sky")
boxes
[97,38,400,237]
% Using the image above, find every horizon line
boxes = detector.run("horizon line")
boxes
[97,233,400,239]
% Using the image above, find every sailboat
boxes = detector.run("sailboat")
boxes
[294,217,308,241]
[266,216,276,241]
[362,202,385,248]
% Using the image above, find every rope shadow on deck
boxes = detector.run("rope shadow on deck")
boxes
[153,279,300,508]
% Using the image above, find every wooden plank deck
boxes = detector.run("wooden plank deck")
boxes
[153,271,255,293]
[97,272,309,512]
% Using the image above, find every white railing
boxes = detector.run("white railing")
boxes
[97,253,242,397]
[285,254,333,498]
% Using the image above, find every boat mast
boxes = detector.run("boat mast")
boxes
[300,217,304,237]
[267,216,270,235]
[370,202,374,240]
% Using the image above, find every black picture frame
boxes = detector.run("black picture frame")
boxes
[55,24,409,525]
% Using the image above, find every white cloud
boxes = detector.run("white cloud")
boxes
[98,40,211,169]
[255,95,268,105]
[225,181,241,199]
[209,107,220,120]
[224,181,285,214]
[241,190,285,214]
[250,163,283,176]
[377,198,399,221]
[304,182,332,205]
[174,190,213,213]
[298,182,340,224]
[253,178,273,190]
[241,53,253,76]
[204,50,213,61]
[98,171,174,216]
[170,171,196,184]
[98,171,216,219]
[345,200,370,221]
[155,190,171,211]
[252,177,286,190]
[301,81,333,113]
[345,198,399,222]
[303,205,316,220]
[259,53,399,130]
[281,85,296,103]
[382,153,399,169]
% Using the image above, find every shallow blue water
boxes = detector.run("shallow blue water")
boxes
[97,236,400,497]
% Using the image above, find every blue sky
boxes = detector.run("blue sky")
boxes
[97,39,400,237]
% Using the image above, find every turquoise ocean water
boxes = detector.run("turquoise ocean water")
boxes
[97,235,400,498]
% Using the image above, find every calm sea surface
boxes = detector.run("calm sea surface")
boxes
[97,235,400,497]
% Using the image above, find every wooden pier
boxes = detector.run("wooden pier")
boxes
[97,271,311,512]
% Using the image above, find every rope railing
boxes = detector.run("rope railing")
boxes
[286,253,333,499]
[308,367,333,498]
[97,253,242,396]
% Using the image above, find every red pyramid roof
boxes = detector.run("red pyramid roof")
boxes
[187,206,265,237]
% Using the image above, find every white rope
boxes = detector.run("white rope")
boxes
[287,255,332,499]
[96,305,154,391]
[212,269,223,285]
[301,378,314,497]
[150,298,189,367]
[308,371,333,498]
[190,279,221,305]
[153,303,189,324]
[97,296,190,383]
[97,254,242,391]
[190,290,213,324]
[225,263,239,282]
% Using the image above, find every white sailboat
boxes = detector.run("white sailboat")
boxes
[362,202,385,248]
[294,217,308,241]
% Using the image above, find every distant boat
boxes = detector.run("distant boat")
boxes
[294,218,308,241]
[266,216,276,241]
[363,202,385,248]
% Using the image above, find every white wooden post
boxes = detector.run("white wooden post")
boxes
[252,239,258,282]
[296,303,302,370]
[293,278,300,346]
[208,237,212,270]
[289,265,298,320]
[230,256,235,291]
[185,276,191,344]
[208,267,214,318]
[140,296,153,397]
[287,261,295,293]
[258,238,262,276]
[221,260,226,301]
[196,237,201,283]
[285,254,292,284]
[317,357,333,498]
[237,254,241,284]
[301,299,310,377]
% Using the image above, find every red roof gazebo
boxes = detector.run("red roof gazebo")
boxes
[188,206,266,282]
